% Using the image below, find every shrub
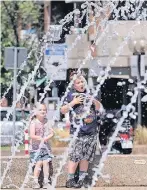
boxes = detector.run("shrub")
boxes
[51,128,69,147]
[134,126,147,145]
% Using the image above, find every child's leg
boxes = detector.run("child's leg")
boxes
[79,160,89,180]
[68,160,79,178]
[79,160,89,172]
[42,160,49,182]
[34,161,43,179]
[49,161,53,178]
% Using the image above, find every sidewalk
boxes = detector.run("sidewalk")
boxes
[57,187,147,190]
[2,187,147,190]
[1,145,147,157]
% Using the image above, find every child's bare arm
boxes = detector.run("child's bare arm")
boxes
[30,122,42,141]
[93,99,101,110]
[44,128,54,142]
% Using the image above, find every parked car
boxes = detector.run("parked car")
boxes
[112,118,134,154]
[0,107,30,145]
[99,109,135,154]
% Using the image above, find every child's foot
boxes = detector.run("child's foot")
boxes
[65,178,77,188]
[43,182,49,189]
[83,176,92,188]
[43,178,50,189]
[32,181,40,189]
[74,179,84,188]
[48,177,52,185]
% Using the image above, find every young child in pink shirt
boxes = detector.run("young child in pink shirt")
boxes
[29,103,54,189]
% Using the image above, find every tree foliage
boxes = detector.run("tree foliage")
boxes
[1,1,43,96]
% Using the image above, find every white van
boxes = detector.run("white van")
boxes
[0,107,30,145]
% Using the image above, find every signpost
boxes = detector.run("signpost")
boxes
[44,44,67,80]
[4,47,27,153]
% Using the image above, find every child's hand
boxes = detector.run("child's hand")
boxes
[44,137,49,142]
[73,95,84,105]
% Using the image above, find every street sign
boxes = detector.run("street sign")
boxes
[44,44,67,80]
[4,47,27,69]
[45,44,67,56]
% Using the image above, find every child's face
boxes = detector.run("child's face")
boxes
[73,76,86,92]
[36,104,47,118]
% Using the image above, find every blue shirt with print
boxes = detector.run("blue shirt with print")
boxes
[63,90,99,136]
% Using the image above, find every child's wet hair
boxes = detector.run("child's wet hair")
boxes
[30,102,47,120]
[69,71,84,81]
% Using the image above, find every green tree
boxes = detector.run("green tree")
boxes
[1,1,44,97]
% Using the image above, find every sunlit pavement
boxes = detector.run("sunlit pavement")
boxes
[2,187,147,190]
[1,144,147,157]
[57,187,147,190]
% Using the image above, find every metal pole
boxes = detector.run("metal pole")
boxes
[137,87,142,126]
[12,47,17,154]
[74,2,77,28]
[35,88,37,104]
[137,54,142,126]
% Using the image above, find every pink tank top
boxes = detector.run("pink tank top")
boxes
[29,118,51,152]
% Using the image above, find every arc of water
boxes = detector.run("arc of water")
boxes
[51,5,147,190]
[0,52,44,187]
[1,0,145,187]
[59,1,117,109]
[19,2,113,188]
[25,4,147,190]
[91,22,147,190]
[88,25,140,189]
[1,2,112,187]
[23,7,146,190]
[50,3,127,190]
[20,68,91,189]
[3,0,109,123]
[2,4,87,99]
[37,1,115,107]
[86,1,146,127]
[18,2,118,189]
[2,34,55,100]
[2,1,112,189]
[41,7,147,190]
[90,81,145,188]
[2,49,34,99]
[89,5,147,189]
